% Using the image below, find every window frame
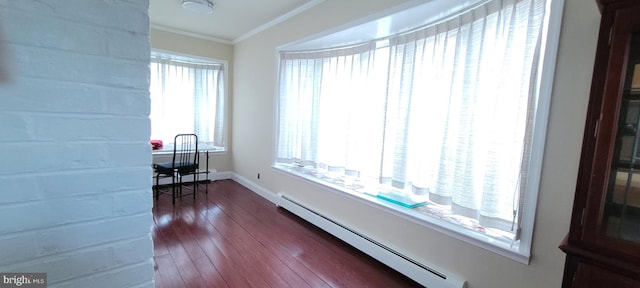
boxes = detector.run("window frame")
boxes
[272,0,565,263]
[150,49,229,153]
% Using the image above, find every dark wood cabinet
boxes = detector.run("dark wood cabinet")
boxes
[573,262,639,288]
[560,0,640,287]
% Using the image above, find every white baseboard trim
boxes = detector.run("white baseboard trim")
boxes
[231,172,279,204]
[212,171,233,181]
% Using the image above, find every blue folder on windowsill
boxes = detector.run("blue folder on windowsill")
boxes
[376,192,427,208]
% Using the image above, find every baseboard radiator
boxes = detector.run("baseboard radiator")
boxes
[276,193,466,288]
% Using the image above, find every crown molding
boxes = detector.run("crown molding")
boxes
[151,23,233,45]
[151,0,325,45]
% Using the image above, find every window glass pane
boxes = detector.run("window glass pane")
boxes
[605,32,640,243]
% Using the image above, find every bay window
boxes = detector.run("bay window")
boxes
[276,0,556,259]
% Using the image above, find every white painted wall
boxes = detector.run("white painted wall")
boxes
[0,1,155,287]
[232,0,601,287]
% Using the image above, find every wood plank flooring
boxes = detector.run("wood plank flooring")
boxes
[152,179,423,288]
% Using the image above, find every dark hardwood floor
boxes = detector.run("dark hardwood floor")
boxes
[152,179,423,288]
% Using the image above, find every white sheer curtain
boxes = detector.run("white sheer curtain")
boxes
[277,0,546,235]
[150,55,225,147]
[386,0,545,231]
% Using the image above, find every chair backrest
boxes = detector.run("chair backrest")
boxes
[172,134,198,171]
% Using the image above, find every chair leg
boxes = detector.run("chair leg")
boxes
[171,172,176,205]
[179,174,183,197]
[205,151,209,195]
[154,173,159,200]
[191,171,196,200]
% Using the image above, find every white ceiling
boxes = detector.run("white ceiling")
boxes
[149,0,321,43]
[150,0,486,48]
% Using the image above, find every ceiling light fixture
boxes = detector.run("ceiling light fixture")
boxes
[182,0,214,14]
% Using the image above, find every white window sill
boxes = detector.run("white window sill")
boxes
[273,163,531,264]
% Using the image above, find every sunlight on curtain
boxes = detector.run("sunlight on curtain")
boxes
[277,0,546,240]
[150,55,225,147]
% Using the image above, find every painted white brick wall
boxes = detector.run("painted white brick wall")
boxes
[0,1,155,287]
